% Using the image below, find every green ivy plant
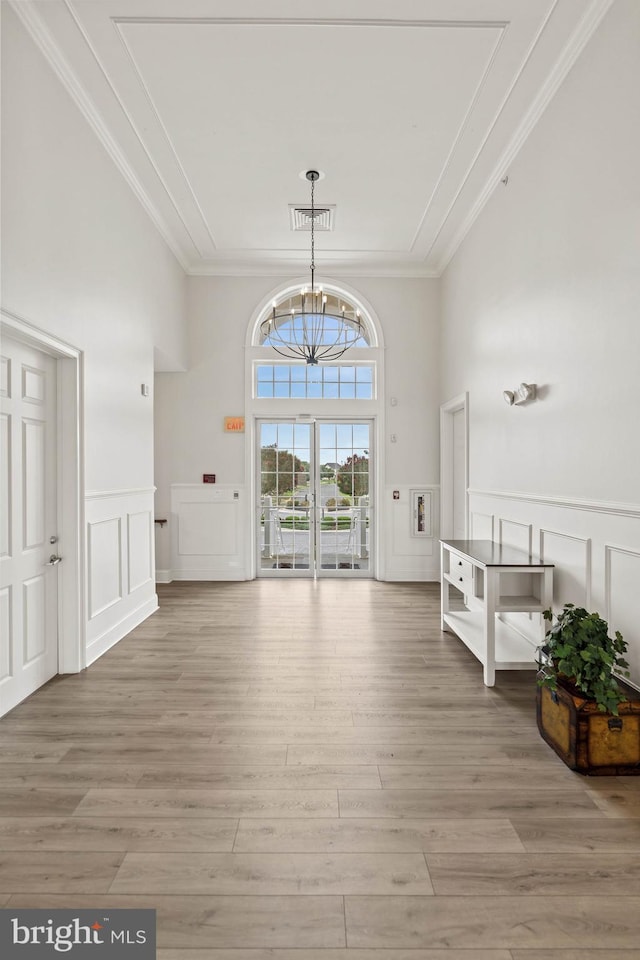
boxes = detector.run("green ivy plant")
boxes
[537,603,630,714]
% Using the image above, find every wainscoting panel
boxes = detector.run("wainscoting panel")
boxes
[169,484,247,580]
[605,545,640,685]
[85,488,157,664]
[386,485,439,581]
[128,510,153,593]
[498,518,532,553]
[470,511,494,540]
[87,517,122,619]
[540,529,591,609]
[468,489,640,690]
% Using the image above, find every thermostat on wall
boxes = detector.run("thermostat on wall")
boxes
[203,474,216,483]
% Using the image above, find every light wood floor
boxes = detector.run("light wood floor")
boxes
[2,579,640,959]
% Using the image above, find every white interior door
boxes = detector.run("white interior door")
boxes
[1,337,59,715]
[440,393,468,541]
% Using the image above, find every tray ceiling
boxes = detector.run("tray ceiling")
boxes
[12,0,613,275]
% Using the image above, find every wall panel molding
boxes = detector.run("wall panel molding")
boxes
[467,489,640,690]
[170,484,247,581]
[605,545,640,689]
[85,487,157,656]
[498,518,532,553]
[470,511,494,540]
[540,528,591,610]
[87,516,122,619]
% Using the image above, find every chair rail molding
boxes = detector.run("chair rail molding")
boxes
[469,489,640,519]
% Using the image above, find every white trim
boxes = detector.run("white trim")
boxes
[0,309,85,676]
[440,392,469,540]
[85,487,156,500]
[470,489,640,520]
[434,0,616,275]
[155,568,172,584]
[187,261,439,279]
[85,595,158,665]
[8,0,190,272]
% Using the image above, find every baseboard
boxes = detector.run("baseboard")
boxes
[170,569,248,581]
[155,569,173,584]
[385,571,440,582]
[85,595,159,666]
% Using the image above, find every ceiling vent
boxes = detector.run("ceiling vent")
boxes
[289,204,335,231]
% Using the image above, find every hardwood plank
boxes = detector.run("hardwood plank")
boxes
[585,787,640,818]
[338,788,603,819]
[427,852,640,894]
[0,789,85,817]
[0,817,238,852]
[206,725,540,744]
[233,818,525,853]
[73,788,339,818]
[512,817,640,852]
[136,764,381,790]
[344,895,640,948]
[110,851,433,895]
[287,743,551,765]
[0,851,123,893]
[0,763,146,788]
[61,745,287,764]
[378,763,577,789]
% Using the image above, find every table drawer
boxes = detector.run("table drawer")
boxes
[449,553,474,581]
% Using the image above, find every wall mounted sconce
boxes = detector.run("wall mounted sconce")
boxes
[503,382,537,406]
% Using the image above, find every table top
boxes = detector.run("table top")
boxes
[440,539,554,568]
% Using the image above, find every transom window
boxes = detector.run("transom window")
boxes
[256,363,374,399]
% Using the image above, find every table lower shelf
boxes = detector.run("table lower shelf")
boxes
[443,610,538,671]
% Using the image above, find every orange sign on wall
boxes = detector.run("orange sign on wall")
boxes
[224,416,245,433]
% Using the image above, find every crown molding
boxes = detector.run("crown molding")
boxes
[187,258,438,279]
[434,0,616,275]
[8,0,191,273]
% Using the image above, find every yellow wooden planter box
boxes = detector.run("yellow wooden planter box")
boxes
[537,681,640,775]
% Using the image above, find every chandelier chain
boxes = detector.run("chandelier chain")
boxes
[310,174,315,288]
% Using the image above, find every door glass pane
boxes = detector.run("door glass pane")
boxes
[259,422,312,572]
[318,422,370,573]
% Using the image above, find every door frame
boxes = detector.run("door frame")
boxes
[254,416,375,579]
[1,310,85,676]
[440,392,469,541]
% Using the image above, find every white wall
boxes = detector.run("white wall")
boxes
[1,6,187,662]
[440,0,640,686]
[154,275,440,581]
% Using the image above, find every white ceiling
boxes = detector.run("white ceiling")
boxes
[14,0,612,276]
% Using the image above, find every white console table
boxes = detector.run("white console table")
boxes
[440,539,554,686]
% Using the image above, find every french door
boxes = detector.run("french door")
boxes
[257,419,373,577]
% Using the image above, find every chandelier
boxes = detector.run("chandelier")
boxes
[260,170,365,364]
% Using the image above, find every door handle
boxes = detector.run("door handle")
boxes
[46,555,62,566]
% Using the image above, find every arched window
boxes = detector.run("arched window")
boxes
[252,284,378,401]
